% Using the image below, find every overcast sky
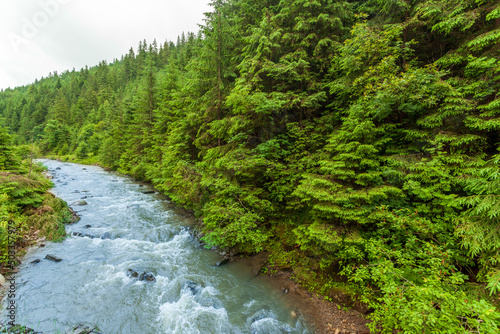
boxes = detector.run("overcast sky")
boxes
[0,0,211,90]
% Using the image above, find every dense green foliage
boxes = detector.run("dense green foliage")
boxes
[1,0,499,331]
[0,132,72,271]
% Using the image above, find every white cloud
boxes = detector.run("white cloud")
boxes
[0,0,211,89]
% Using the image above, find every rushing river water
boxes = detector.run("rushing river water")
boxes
[1,160,311,334]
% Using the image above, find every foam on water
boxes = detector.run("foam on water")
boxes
[158,290,234,334]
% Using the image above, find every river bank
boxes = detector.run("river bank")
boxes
[231,255,370,334]
[38,155,371,334]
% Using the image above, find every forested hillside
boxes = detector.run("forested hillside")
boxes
[1,0,499,331]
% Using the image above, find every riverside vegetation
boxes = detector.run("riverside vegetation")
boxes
[1,0,500,332]
[0,128,74,274]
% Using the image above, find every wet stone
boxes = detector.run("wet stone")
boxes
[72,232,95,239]
[183,281,200,294]
[45,254,62,262]
[31,259,41,264]
[216,258,230,266]
[101,232,112,240]
[139,272,156,282]
[127,269,156,282]
[127,269,139,278]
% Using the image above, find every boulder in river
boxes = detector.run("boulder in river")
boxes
[72,232,95,239]
[127,269,139,278]
[56,167,61,170]
[141,190,155,194]
[45,254,62,262]
[139,272,156,282]
[127,269,156,282]
[183,281,200,294]
[72,200,87,206]
[101,232,112,240]
[0,274,5,286]
[84,224,92,228]
[31,259,41,264]
[215,258,230,266]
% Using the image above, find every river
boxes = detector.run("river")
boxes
[1,160,311,334]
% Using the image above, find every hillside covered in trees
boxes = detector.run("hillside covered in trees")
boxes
[1,0,499,332]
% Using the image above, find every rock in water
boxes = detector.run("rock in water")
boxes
[127,269,155,282]
[183,281,200,294]
[101,232,112,239]
[139,272,156,282]
[127,269,139,278]
[31,259,41,264]
[141,190,155,194]
[72,200,87,206]
[72,232,95,239]
[216,258,230,266]
[0,274,5,286]
[45,254,62,262]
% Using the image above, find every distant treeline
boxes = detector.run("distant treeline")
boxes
[1,0,499,332]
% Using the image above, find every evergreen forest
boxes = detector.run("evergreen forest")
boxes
[1,0,500,332]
